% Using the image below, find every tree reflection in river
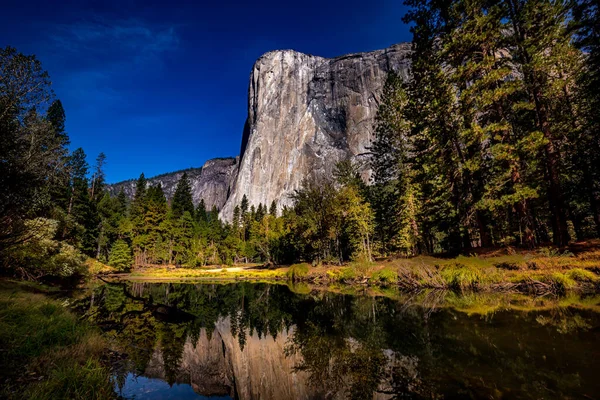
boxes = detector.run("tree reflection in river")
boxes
[74,282,600,399]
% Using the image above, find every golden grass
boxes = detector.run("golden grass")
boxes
[117,246,600,294]
[84,258,116,276]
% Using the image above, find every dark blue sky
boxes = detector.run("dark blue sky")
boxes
[1,0,411,183]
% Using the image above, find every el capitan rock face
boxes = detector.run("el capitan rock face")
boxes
[110,44,411,218]
[142,317,394,400]
[220,43,411,220]
[108,157,238,211]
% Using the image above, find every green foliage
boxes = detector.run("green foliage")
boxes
[440,263,484,290]
[0,282,113,399]
[538,247,574,258]
[286,263,310,281]
[566,268,598,283]
[108,240,132,272]
[4,218,87,278]
[397,0,599,252]
[171,172,195,220]
[370,268,398,286]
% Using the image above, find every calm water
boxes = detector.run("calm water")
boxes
[74,282,600,399]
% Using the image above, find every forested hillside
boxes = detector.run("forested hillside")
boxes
[1,0,599,276]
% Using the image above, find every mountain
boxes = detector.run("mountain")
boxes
[110,43,411,218]
[220,43,411,220]
[108,157,238,210]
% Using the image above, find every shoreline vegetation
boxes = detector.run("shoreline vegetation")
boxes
[2,1,600,397]
[114,241,600,295]
[0,281,114,400]
[1,244,598,400]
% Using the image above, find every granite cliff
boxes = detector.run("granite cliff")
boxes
[110,43,411,219]
[220,43,411,220]
[108,157,238,210]
[143,317,396,400]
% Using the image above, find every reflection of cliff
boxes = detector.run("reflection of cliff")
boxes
[144,317,326,400]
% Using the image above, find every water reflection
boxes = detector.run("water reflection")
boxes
[75,282,600,399]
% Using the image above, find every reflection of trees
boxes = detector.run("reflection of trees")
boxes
[285,295,437,399]
[76,282,600,399]
[158,323,187,386]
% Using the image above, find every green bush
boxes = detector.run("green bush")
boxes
[441,263,483,289]
[566,268,598,283]
[544,273,576,293]
[340,267,357,281]
[108,240,132,272]
[370,268,397,286]
[49,243,87,277]
[286,263,310,281]
[5,218,87,278]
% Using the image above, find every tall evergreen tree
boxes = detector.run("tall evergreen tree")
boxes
[369,73,418,254]
[404,0,466,253]
[46,99,68,146]
[504,0,573,246]
[131,173,148,221]
[171,172,194,220]
[269,200,277,217]
[573,0,600,236]
[90,152,106,200]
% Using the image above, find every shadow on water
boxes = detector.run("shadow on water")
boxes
[72,281,600,400]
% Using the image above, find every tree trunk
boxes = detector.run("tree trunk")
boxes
[476,212,492,248]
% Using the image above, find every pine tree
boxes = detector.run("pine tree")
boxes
[90,152,106,200]
[171,172,194,220]
[64,148,88,222]
[108,239,133,271]
[195,199,207,223]
[573,0,600,236]
[241,195,249,241]
[256,203,265,222]
[404,0,465,253]
[505,0,573,246]
[131,173,148,265]
[145,184,168,263]
[116,189,128,215]
[131,173,147,221]
[232,205,241,237]
[368,73,417,254]
[442,0,540,247]
[269,201,277,217]
[46,99,68,146]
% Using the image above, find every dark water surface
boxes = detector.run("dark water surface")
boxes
[74,282,600,399]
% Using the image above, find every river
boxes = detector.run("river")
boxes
[73,281,600,399]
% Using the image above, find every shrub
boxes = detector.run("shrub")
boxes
[537,247,574,258]
[286,263,310,281]
[326,269,341,280]
[108,240,132,272]
[441,263,483,289]
[5,218,88,278]
[48,243,87,277]
[370,268,397,286]
[544,273,576,293]
[566,268,598,283]
[340,267,357,281]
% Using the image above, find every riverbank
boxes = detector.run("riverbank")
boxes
[0,280,114,400]
[120,245,600,295]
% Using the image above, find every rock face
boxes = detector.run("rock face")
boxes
[143,317,396,400]
[220,43,411,220]
[109,43,411,219]
[144,318,325,399]
[108,157,238,210]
